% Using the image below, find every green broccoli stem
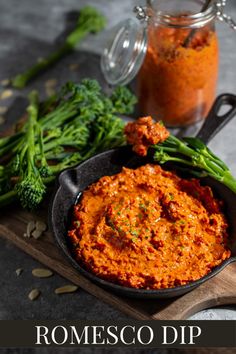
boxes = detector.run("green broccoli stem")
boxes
[26,94,38,171]
[158,135,232,177]
[17,92,39,177]
[0,176,56,208]
[11,43,72,89]
[15,91,47,209]
[11,6,106,88]
[220,172,236,193]
[0,80,136,209]
[39,104,78,130]
[0,190,17,207]
[48,120,125,175]
[153,134,236,194]
[0,133,24,160]
[0,133,22,148]
[160,145,224,177]
[0,140,20,159]
[43,176,56,184]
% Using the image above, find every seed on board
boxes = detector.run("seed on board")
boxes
[26,221,36,237]
[0,79,10,87]
[28,288,41,301]
[32,268,53,278]
[0,106,7,114]
[45,79,57,88]
[37,57,45,63]
[15,268,23,276]
[23,233,27,238]
[32,229,43,239]
[0,116,5,125]
[69,63,79,71]
[35,221,47,232]
[0,89,13,100]
[54,285,78,295]
[46,87,56,97]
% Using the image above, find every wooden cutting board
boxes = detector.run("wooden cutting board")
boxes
[0,204,236,320]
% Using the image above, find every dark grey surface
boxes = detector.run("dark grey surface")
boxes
[0,0,236,325]
[0,237,129,320]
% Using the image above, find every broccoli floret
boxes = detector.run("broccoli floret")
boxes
[11,6,106,88]
[15,91,46,209]
[0,80,138,209]
[0,166,4,179]
[16,176,46,209]
[66,6,106,48]
[110,86,137,115]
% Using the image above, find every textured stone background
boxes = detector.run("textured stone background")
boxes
[0,0,236,337]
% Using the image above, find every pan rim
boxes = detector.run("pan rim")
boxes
[49,146,236,296]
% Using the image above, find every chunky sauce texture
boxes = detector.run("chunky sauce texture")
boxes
[125,116,169,156]
[138,24,219,126]
[68,165,230,289]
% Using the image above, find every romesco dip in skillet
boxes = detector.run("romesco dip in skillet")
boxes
[68,164,230,290]
[67,118,231,290]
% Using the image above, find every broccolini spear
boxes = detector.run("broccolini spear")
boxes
[11,6,106,88]
[43,82,131,173]
[0,79,137,208]
[125,117,236,193]
[15,91,46,209]
[153,134,236,193]
[0,132,24,159]
[110,86,138,115]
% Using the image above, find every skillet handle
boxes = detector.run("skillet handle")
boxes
[196,94,236,145]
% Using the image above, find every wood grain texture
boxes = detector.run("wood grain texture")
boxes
[0,205,236,320]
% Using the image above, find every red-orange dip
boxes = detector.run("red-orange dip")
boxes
[137,24,219,126]
[125,116,169,156]
[68,165,230,289]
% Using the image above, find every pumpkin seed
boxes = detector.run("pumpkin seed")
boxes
[45,79,57,88]
[32,268,53,278]
[0,116,5,125]
[54,285,78,295]
[0,106,7,114]
[28,288,40,301]
[46,87,56,97]
[15,268,23,276]
[27,221,36,237]
[0,89,13,100]
[35,221,47,232]
[37,57,45,63]
[69,63,79,71]
[32,229,43,239]
[1,79,10,87]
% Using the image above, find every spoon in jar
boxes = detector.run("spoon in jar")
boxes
[183,0,212,47]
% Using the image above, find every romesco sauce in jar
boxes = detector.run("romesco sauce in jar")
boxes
[137,1,219,127]
[138,24,219,126]
[102,0,235,127]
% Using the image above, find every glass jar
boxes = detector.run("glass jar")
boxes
[137,0,219,127]
[101,0,236,127]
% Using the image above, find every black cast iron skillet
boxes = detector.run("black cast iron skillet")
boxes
[50,93,236,299]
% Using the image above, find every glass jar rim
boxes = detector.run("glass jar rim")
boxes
[101,1,219,86]
[146,0,216,28]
